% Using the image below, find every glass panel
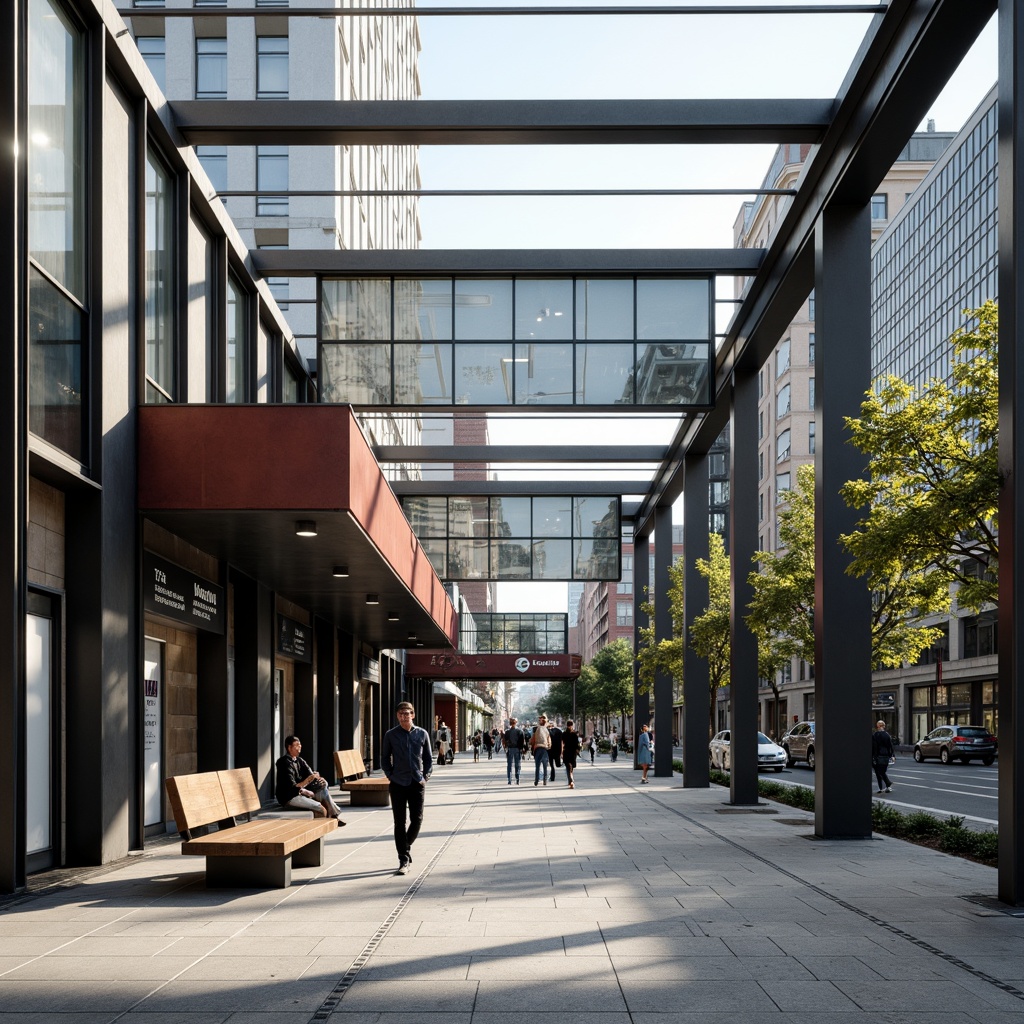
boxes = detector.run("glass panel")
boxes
[514,343,572,404]
[404,496,447,536]
[455,343,513,404]
[949,683,972,707]
[574,496,619,540]
[283,362,300,403]
[394,278,452,340]
[319,343,391,403]
[145,148,175,400]
[576,278,633,339]
[226,276,247,402]
[635,343,710,404]
[636,278,709,340]
[533,539,572,580]
[28,267,83,459]
[394,343,452,404]
[576,342,634,404]
[574,538,619,579]
[137,36,166,93]
[454,279,512,340]
[256,36,288,99]
[196,38,227,99]
[449,537,488,579]
[28,0,84,299]
[256,146,288,215]
[492,539,532,580]
[515,279,572,340]
[491,496,531,537]
[449,496,489,538]
[421,538,446,578]
[322,279,391,340]
[533,496,571,537]
[196,145,227,193]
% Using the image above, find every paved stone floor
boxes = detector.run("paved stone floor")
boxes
[1,755,1022,1024]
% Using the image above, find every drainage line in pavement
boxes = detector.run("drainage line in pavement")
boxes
[308,787,488,1022]
[637,784,1024,1006]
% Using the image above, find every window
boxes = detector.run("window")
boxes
[776,337,790,377]
[137,37,165,93]
[808,420,816,454]
[870,193,888,220]
[145,147,176,402]
[759,369,764,398]
[758,451,764,480]
[808,376,815,409]
[226,276,247,402]
[808,332,815,365]
[196,146,227,193]
[963,613,998,658]
[807,291,815,322]
[776,383,791,418]
[266,277,289,310]
[616,601,633,627]
[257,37,288,99]
[196,38,227,99]
[759,492,764,523]
[775,472,790,499]
[257,146,288,215]
[758,410,763,439]
[776,429,791,463]
[617,554,633,594]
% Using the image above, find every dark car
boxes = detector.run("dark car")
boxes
[780,721,816,769]
[914,725,997,765]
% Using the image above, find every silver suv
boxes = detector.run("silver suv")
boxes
[781,721,816,769]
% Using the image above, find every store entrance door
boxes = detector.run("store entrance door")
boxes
[26,591,60,873]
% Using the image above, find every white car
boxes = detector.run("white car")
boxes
[709,730,787,772]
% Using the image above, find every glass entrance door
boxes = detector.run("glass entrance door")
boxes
[26,592,59,873]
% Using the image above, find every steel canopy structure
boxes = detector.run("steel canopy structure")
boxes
[117,0,1024,902]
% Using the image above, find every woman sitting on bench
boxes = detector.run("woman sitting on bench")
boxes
[276,736,345,822]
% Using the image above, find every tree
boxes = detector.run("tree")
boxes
[636,559,686,692]
[536,679,575,721]
[842,301,1000,615]
[689,532,732,740]
[588,638,634,729]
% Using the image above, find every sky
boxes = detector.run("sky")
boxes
[409,2,998,614]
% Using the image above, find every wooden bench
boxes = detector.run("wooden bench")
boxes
[164,767,337,888]
[333,749,391,806]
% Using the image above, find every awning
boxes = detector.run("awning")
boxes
[138,404,457,650]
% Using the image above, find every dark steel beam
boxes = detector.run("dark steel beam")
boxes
[653,505,674,778]
[998,0,1024,906]
[391,481,649,497]
[222,188,798,198]
[374,446,667,464]
[172,99,834,147]
[123,4,889,16]
[633,532,651,767]
[253,248,763,278]
[633,0,996,539]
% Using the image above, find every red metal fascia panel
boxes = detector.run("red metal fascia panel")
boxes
[405,652,581,680]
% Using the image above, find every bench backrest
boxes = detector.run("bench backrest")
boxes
[165,767,261,835]
[333,748,368,781]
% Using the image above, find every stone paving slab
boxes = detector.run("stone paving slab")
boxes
[0,756,1021,1024]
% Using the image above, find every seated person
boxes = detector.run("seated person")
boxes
[275,735,345,822]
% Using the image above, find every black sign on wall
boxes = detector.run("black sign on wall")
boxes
[277,615,312,663]
[143,552,225,634]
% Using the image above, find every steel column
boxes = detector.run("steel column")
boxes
[633,530,651,762]
[729,370,760,805]
[998,0,1024,906]
[653,505,674,776]
[813,202,873,839]
[683,453,711,788]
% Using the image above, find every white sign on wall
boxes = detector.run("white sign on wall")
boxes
[143,638,164,827]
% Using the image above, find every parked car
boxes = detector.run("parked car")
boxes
[709,730,787,772]
[781,721,816,769]
[914,725,997,765]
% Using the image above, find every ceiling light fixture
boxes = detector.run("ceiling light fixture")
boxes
[366,594,379,605]
[295,520,317,537]
[407,632,418,642]
[387,612,400,621]
[332,565,349,577]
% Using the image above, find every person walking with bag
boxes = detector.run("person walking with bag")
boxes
[872,720,895,794]
[561,720,581,788]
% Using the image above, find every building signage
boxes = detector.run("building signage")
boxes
[277,615,312,663]
[405,651,581,680]
[359,654,380,683]
[143,552,225,634]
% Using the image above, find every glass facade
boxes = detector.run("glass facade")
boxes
[461,613,568,654]
[872,98,997,386]
[402,495,621,581]
[28,0,86,459]
[320,276,713,408]
[226,276,247,402]
[145,148,176,402]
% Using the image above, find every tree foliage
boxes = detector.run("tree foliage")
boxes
[842,301,1000,615]
[689,532,731,739]
[588,638,635,724]
[636,559,686,692]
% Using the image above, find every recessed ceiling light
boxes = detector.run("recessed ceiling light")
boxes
[332,565,349,577]
[387,612,400,621]
[295,520,317,537]
[366,594,379,605]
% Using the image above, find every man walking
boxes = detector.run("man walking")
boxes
[532,715,552,786]
[504,718,525,785]
[872,719,895,794]
[381,702,432,875]
[547,719,563,783]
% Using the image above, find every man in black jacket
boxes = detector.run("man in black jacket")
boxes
[548,721,563,782]
[275,736,345,820]
[504,718,524,785]
[872,720,895,794]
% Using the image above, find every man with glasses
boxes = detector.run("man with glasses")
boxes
[381,702,433,875]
